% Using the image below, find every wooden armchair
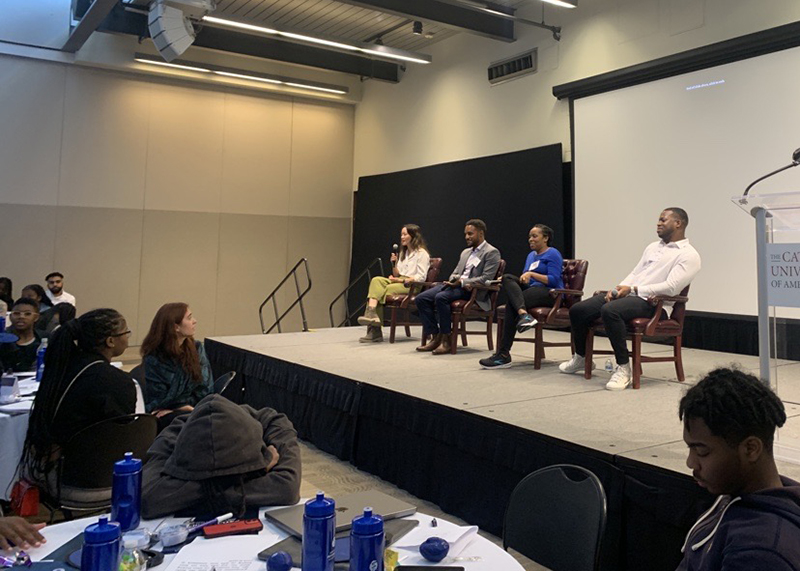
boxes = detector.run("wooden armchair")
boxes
[496,259,589,368]
[386,258,442,343]
[584,285,691,389]
[444,259,507,354]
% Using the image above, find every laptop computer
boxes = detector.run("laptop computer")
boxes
[264,490,417,538]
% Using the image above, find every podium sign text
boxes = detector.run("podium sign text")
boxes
[768,243,800,307]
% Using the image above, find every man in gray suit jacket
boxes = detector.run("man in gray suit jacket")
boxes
[416,219,501,355]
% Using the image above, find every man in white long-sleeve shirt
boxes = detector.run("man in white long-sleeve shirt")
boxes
[559,207,701,391]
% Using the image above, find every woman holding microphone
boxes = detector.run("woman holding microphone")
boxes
[357,224,430,343]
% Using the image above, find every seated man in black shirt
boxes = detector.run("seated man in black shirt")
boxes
[0,298,41,372]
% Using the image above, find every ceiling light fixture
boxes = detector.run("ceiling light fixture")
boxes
[541,0,578,8]
[134,54,349,95]
[412,21,423,35]
[201,15,432,65]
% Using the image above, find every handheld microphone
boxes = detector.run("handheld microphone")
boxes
[610,289,619,299]
[741,147,800,201]
[392,243,399,267]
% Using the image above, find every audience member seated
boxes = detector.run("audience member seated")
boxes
[0,298,41,372]
[37,303,77,338]
[19,309,136,493]
[479,224,563,370]
[415,219,501,356]
[676,367,800,570]
[21,284,52,313]
[45,272,76,307]
[0,517,45,551]
[141,303,213,428]
[141,394,301,518]
[357,224,431,343]
[559,208,701,391]
[0,277,14,310]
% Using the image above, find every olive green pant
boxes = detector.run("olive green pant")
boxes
[367,276,410,322]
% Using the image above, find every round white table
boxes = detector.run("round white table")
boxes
[25,508,524,570]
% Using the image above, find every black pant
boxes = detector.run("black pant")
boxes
[499,274,554,353]
[568,293,655,364]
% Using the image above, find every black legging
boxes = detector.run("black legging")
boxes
[499,274,554,353]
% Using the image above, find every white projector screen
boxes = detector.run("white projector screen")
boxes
[574,45,800,317]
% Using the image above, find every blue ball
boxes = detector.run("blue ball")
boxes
[266,551,293,571]
[420,537,449,563]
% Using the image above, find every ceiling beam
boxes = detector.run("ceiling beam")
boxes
[63,0,120,53]
[334,0,515,42]
[99,6,401,82]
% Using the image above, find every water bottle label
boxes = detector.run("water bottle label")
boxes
[369,561,378,571]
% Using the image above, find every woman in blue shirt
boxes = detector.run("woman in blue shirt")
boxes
[480,224,563,369]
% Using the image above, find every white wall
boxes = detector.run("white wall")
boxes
[353,0,800,182]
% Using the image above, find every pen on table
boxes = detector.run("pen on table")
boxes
[187,513,234,534]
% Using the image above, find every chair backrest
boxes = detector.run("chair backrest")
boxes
[61,414,157,488]
[504,464,607,571]
[129,363,145,394]
[426,258,442,282]
[669,284,691,323]
[562,259,589,308]
[214,371,237,397]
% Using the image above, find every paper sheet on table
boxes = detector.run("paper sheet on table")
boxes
[0,399,33,413]
[392,524,478,557]
[19,379,39,396]
[163,534,280,571]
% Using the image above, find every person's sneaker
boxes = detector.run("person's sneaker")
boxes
[606,362,632,391]
[558,354,595,374]
[516,314,537,334]
[479,352,512,369]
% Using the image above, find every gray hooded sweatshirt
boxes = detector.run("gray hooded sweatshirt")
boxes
[141,394,301,519]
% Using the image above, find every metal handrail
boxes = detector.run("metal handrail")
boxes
[329,257,385,327]
[259,258,312,334]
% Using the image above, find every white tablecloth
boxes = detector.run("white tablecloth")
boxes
[0,411,29,500]
[26,508,525,570]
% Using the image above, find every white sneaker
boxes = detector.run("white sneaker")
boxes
[606,363,632,391]
[559,354,595,374]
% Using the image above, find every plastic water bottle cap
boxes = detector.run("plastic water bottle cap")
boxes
[351,507,383,535]
[83,517,121,544]
[305,491,335,517]
[114,452,142,474]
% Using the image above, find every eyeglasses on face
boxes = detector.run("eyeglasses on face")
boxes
[10,311,38,318]
[111,330,132,338]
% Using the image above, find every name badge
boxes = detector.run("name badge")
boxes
[528,260,540,271]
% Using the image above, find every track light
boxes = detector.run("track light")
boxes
[134,54,349,95]
[201,15,432,65]
[541,0,577,7]
[412,21,423,35]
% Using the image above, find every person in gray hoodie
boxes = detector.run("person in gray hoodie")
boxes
[676,367,800,571]
[141,394,301,518]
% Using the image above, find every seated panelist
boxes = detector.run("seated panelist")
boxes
[141,303,213,428]
[559,207,701,391]
[357,224,431,343]
[415,219,501,355]
[480,224,563,369]
[19,308,136,491]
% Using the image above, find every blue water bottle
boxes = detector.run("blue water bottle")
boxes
[349,507,384,571]
[111,452,142,532]
[35,338,48,382]
[302,491,335,571]
[81,516,121,571]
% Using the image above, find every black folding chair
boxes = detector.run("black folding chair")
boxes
[42,414,157,522]
[504,464,607,571]
[213,371,237,398]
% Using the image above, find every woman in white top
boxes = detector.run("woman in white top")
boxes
[357,224,431,343]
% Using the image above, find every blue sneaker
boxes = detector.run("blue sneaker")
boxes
[479,352,512,369]
[516,314,537,334]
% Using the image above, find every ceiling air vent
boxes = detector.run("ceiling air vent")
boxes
[488,48,537,86]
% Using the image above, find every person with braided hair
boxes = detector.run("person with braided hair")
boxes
[19,308,136,491]
[677,367,800,570]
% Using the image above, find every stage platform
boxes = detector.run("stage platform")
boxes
[205,326,800,571]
